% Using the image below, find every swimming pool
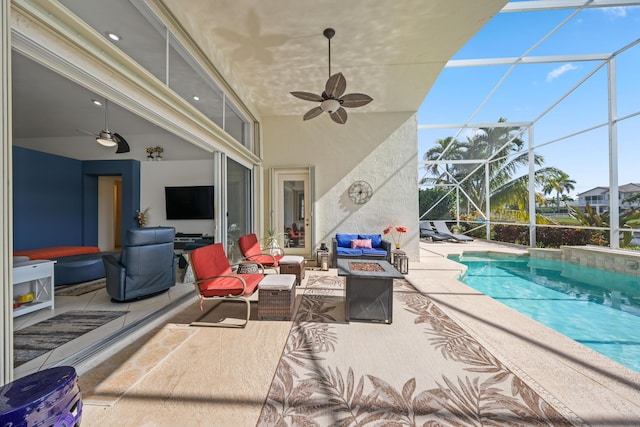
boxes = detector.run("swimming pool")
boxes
[449,252,640,373]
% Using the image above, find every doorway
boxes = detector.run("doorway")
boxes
[98,176,122,251]
[273,168,311,256]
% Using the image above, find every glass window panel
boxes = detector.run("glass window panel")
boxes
[58,0,168,82]
[225,102,249,148]
[226,158,251,262]
[169,35,224,128]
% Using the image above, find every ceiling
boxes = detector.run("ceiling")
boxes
[161,0,507,117]
[11,0,507,159]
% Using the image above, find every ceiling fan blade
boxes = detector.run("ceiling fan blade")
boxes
[340,93,373,108]
[330,107,347,124]
[113,133,131,153]
[325,72,347,99]
[76,128,97,137]
[291,91,324,102]
[303,106,324,121]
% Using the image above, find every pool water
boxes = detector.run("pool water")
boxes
[449,253,640,373]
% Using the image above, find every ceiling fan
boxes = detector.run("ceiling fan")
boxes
[77,99,130,153]
[291,28,372,124]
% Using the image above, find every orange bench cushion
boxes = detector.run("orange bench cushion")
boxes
[14,246,101,260]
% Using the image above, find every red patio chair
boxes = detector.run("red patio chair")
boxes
[238,233,284,269]
[292,223,304,238]
[286,227,303,247]
[189,243,264,327]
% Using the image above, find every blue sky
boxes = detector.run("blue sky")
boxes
[417,3,640,197]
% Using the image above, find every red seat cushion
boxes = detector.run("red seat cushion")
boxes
[245,254,283,267]
[198,274,262,297]
[191,243,233,277]
[190,243,264,297]
[238,234,283,267]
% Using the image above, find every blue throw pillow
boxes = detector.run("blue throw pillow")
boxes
[358,234,382,247]
[336,233,359,248]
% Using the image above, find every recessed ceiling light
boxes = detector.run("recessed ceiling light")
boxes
[193,96,200,101]
[91,99,103,106]
[107,32,121,41]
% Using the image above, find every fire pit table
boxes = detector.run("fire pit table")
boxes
[336,259,403,324]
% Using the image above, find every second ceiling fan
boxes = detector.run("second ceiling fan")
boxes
[291,28,372,124]
[77,99,130,153]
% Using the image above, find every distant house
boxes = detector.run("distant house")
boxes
[576,183,640,215]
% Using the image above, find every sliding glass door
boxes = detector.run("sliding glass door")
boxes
[226,158,252,262]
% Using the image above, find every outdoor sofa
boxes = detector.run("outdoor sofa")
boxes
[332,233,392,267]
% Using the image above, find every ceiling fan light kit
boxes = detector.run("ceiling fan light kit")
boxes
[96,130,117,147]
[78,99,130,153]
[291,28,372,124]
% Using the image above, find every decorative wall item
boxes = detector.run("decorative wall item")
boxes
[348,180,373,204]
[146,146,164,161]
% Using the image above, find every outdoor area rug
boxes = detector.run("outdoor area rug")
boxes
[257,275,583,426]
[14,310,128,367]
[55,278,106,296]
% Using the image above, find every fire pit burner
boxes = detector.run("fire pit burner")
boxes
[348,262,385,272]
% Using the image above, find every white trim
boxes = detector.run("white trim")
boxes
[446,54,611,68]
[502,0,640,13]
[1,0,13,384]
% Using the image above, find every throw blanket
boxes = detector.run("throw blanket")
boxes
[14,246,100,260]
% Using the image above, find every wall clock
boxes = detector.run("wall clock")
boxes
[348,180,373,204]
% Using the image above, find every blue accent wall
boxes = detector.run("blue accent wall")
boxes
[13,147,83,251]
[13,146,140,251]
[82,160,140,246]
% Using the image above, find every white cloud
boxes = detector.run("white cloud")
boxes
[546,64,578,82]
[603,7,627,17]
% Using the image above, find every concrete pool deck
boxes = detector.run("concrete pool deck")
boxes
[79,239,640,426]
[416,240,640,425]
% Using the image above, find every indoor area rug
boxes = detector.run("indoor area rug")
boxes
[14,310,128,367]
[257,275,583,426]
[55,278,106,296]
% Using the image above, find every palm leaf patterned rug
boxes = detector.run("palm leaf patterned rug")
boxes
[257,275,583,426]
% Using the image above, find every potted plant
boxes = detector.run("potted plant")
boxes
[262,228,285,256]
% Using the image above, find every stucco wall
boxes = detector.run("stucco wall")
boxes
[262,112,419,261]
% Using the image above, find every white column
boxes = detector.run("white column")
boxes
[608,58,619,249]
[1,0,14,384]
[485,163,491,238]
[528,126,537,247]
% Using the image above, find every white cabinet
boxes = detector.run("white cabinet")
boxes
[13,260,56,317]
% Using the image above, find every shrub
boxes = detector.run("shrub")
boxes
[491,224,609,247]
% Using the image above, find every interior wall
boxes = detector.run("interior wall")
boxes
[12,147,83,250]
[98,176,118,250]
[140,159,216,237]
[262,112,420,261]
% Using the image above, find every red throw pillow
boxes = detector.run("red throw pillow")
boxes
[350,239,372,249]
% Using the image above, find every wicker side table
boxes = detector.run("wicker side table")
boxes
[258,274,297,320]
[279,255,305,285]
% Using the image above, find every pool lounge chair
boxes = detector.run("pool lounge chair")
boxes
[432,221,474,242]
[419,221,451,242]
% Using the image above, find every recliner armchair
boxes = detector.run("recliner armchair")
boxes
[103,227,177,302]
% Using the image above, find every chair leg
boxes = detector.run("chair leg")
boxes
[190,297,251,328]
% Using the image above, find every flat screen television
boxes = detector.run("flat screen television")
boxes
[165,186,214,220]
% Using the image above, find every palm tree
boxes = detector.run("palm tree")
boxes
[542,171,576,213]
[420,136,464,186]
[458,118,544,212]
[422,118,574,218]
